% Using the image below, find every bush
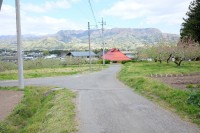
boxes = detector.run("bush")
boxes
[186,84,195,88]
[0,62,17,72]
[98,60,110,64]
[121,60,136,64]
[187,91,200,107]
[197,84,200,88]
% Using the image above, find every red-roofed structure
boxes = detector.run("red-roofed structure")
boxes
[102,48,131,61]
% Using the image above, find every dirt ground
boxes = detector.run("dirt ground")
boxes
[0,90,23,121]
[153,74,200,90]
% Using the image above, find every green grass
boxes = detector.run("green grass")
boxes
[0,64,107,80]
[122,61,200,77]
[118,61,200,126]
[0,86,77,133]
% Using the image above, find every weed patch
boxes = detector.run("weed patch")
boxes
[0,86,77,133]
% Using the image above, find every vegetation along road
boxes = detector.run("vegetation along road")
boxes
[0,64,199,133]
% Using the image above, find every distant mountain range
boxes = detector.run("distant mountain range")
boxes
[0,28,180,50]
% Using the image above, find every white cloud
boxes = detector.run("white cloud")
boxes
[22,16,84,35]
[102,1,145,19]
[0,5,16,35]
[102,0,191,25]
[22,0,79,13]
[0,4,84,35]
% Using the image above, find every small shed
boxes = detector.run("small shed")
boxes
[102,48,131,61]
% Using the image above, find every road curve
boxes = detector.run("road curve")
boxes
[0,64,199,133]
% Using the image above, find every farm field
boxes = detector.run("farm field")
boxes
[0,64,105,80]
[119,61,200,126]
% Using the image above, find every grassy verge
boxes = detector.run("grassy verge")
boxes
[118,61,200,126]
[0,86,77,133]
[0,64,107,80]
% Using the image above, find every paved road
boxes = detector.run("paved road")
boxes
[0,65,199,133]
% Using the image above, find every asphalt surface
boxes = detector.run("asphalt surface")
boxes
[0,64,199,133]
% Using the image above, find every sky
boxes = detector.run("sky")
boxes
[0,0,191,35]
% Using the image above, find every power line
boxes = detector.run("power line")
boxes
[88,0,98,28]
[87,0,102,50]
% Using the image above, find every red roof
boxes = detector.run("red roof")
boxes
[102,48,131,61]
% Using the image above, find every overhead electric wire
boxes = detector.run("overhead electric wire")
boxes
[87,0,102,47]
[88,0,98,28]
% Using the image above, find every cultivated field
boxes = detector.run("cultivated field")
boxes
[0,58,105,80]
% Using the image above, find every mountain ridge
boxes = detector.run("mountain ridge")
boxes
[0,28,180,50]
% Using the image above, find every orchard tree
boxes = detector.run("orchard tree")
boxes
[173,47,185,66]
[176,36,200,65]
[137,45,176,64]
[137,46,149,60]
[185,45,200,60]
[180,0,200,44]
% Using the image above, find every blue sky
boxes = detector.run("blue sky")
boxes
[0,0,191,35]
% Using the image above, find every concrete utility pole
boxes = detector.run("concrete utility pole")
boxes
[16,0,24,89]
[0,0,3,11]
[100,18,106,65]
[88,22,91,71]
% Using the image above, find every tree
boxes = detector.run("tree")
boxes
[180,0,200,44]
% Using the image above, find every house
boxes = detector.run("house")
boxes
[44,54,57,59]
[67,51,96,58]
[121,51,137,59]
[25,52,43,58]
[97,50,108,58]
[102,48,131,62]
[60,51,69,57]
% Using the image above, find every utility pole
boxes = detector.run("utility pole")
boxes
[16,0,24,89]
[0,0,3,11]
[88,22,91,71]
[100,18,106,65]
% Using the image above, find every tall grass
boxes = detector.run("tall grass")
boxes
[0,86,77,133]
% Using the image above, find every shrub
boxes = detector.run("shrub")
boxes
[197,84,200,88]
[0,62,17,72]
[187,91,200,107]
[121,60,136,64]
[186,84,195,88]
[98,60,110,64]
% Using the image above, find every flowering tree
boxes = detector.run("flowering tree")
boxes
[137,41,200,66]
